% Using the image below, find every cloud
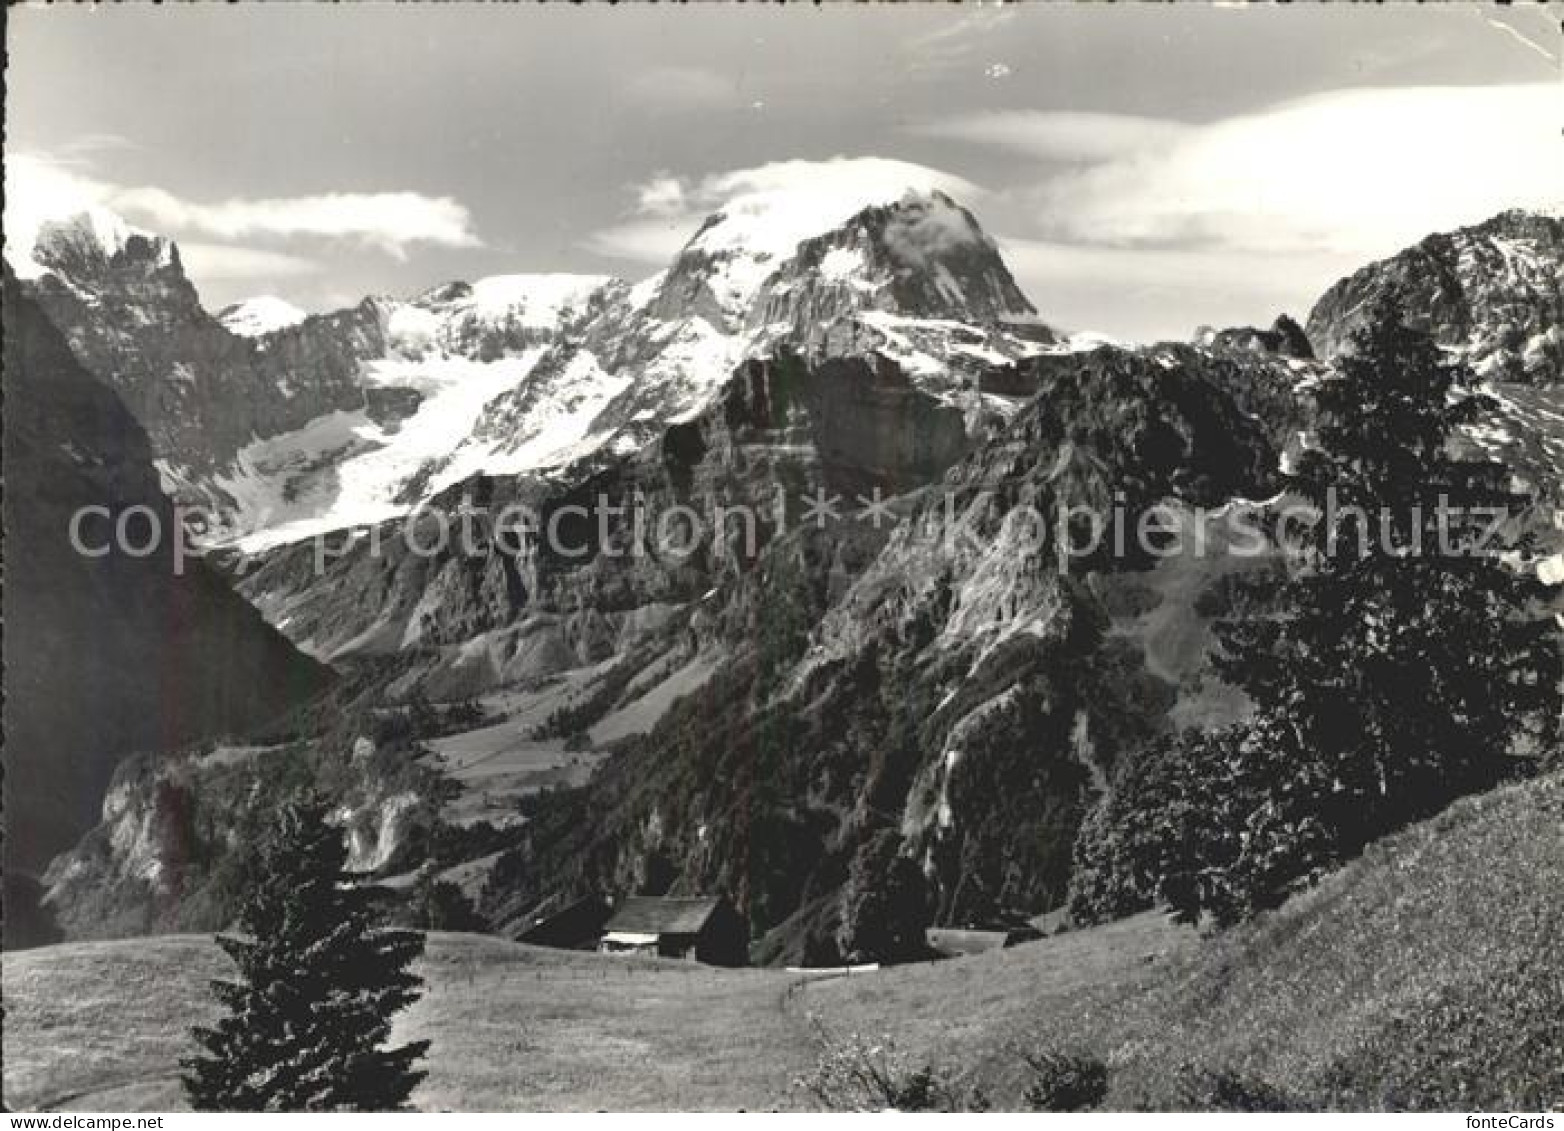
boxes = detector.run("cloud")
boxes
[913,110,1194,163]
[996,235,1361,343]
[3,155,110,260]
[178,242,322,280]
[634,174,689,218]
[3,154,482,270]
[981,85,1560,258]
[110,187,480,260]
[584,156,982,265]
[904,83,1563,341]
[581,217,695,265]
[48,133,143,165]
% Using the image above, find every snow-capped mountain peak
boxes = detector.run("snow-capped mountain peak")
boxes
[653,158,987,325]
[8,204,174,283]
[750,190,1036,331]
[219,296,309,338]
[466,273,619,326]
[384,272,624,358]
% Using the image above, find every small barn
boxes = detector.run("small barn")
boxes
[598,896,748,966]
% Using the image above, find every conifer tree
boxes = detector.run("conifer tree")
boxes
[1071,301,1561,925]
[1216,299,1561,842]
[181,795,430,1111]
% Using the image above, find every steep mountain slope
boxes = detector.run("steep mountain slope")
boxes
[38,345,1011,942]
[568,190,1053,455]
[803,768,1564,1110]
[1308,209,1564,383]
[478,344,1288,956]
[211,188,1071,685]
[47,339,1303,949]
[226,189,1054,551]
[464,215,1559,960]
[1303,209,1564,580]
[27,182,1562,971]
[1,276,333,944]
[9,184,1083,942]
[230,350,974,683]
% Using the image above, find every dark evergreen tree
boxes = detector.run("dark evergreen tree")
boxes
[836,829,931,963]
[1216,299,1561,840]
[1071,302,1561,925]
[182,795,430,1111]
[406,863,484,932]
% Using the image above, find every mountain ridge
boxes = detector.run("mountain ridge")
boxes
[1308,208,1564,383]
[12,186,1067,550]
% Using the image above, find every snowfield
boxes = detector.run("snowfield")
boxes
[218,296,308,337]
[219,352,548,551]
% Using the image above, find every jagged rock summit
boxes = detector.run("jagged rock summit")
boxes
[1308,208,1564,383]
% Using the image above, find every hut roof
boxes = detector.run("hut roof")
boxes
[603,896,725,936]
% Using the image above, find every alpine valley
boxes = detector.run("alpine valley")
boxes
[6,181,1562,966]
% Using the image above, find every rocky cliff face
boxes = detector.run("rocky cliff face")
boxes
[205,189,1072,691]
[477,344,1288,958]
[453,191,1060,517]
[39,723,442,941]
[1307,209,1564,383]
[229,350,974,699]
[1,276,333,944]
[21,214,383,499]
[1197,314,1315,360]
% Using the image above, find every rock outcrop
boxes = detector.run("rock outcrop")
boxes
[21,214,383,500]
[1,275,333,945]
[1307,209,1564,383]
[1198,314,1314,360]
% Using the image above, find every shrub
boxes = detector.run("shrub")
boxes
[835,829,931,964]
[1069,720,1340,927]
[1163,1066,1310,1112]
[405,867,485,932]
[796,1019,988,1112]
[1019,1048,1109,1112]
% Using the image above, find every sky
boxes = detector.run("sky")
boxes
[6,4,1560,342]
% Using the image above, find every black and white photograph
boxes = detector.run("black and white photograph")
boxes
[2,2,1561,1116]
